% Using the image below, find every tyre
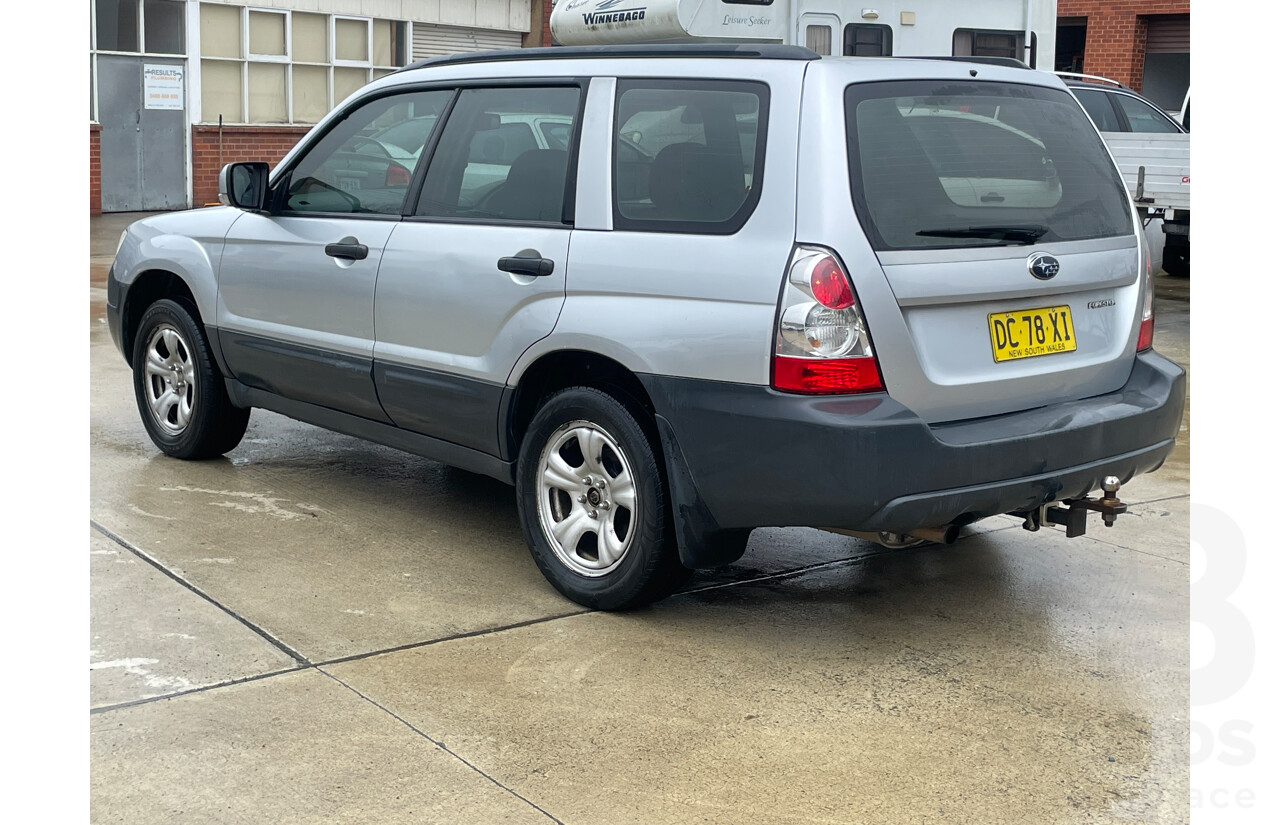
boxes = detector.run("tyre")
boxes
[516,387,690,610]
[131,298,250,459]
[1162,237,1189,277]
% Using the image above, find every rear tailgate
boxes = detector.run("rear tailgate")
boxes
[796,62,1145,424]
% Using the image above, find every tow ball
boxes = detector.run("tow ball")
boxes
[1019,476,1128,538]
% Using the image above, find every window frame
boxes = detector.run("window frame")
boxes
[610,78,771,236]
[245,7,289,62]
[331,15,373,68]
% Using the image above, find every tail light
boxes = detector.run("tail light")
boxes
[1137,236,1155,351]
[772,246,884,394]
[386,162,411,186]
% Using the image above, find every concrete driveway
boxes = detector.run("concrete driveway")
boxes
[90,214,1190,824]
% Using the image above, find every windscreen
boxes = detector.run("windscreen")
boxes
[845,80,1134,250]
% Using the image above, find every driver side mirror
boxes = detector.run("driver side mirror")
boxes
[219,162,270,212]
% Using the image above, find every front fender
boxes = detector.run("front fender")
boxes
[115,208,244,329]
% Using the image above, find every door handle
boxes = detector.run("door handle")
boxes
[325,237,369,261]
[497,249,555,277]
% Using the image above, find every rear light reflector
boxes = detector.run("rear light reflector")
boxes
[1137,317,1154,351]
[773,356,884,394]
[1137,232,1155,351]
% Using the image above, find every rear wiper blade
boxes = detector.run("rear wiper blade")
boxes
[915,225,1049,245]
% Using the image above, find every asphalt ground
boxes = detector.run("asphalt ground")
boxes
[89,211,1192,824]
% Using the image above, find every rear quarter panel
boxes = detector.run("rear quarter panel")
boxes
[511,59,807,385]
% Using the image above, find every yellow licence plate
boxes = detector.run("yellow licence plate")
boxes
[988,305,1076,363]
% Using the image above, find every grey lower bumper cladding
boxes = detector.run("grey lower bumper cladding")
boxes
[642,352,1185,566]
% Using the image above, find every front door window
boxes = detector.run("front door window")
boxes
[282,90,451,215]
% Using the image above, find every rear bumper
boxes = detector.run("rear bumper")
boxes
[641,351,1185,555]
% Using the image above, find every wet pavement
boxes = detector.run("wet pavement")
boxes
[90,212,1191,824]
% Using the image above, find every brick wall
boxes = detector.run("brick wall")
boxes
[191,124,310,207]
[542,0,554,46]
[1058,0,1190,91]
[90,125,102,216]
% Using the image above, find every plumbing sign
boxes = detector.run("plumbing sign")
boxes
[144,65,184,111]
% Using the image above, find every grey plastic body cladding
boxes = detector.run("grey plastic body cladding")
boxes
[223,377,515,484]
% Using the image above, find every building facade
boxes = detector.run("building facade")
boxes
[1055,1,1190,110]
[90,0,550,213]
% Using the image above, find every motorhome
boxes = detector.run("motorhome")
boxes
[550,0,1057,70]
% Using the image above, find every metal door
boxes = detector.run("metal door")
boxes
[98,55,187,211]
[216,213,397,423]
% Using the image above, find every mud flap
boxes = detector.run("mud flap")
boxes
[654,414,751,568]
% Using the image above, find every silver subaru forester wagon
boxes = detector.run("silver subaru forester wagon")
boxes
[108,45,1186,609]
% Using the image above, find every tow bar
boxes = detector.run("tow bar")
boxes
[1017,476,1129,538]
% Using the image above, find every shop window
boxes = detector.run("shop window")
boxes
[248,11,287,57]
[335,18,370,63]
[334,67,369,105]
[143,1,185,55]
[201,59,242,124]
[248,63,287,123]
[96,0,140,52]
[200,3,241,58]
[196,4,408,125]
[293,13,328,63]
[292,65,329,123]
[93,0,185,54]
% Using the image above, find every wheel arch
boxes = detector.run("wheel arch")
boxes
[503,350,656,463]
[120,269,203,368]
[505,350,749,569]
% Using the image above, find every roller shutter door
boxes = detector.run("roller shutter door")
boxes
[1146,15,1190,53]
[412,24,522,59]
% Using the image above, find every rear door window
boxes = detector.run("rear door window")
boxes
[612,79,768,234]
[1072,88,1122,131]
[845,80,1134,250]
[1114,93,1182,133]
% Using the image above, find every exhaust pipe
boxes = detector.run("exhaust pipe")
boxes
[906,525,962,545]
[824,525,962,548]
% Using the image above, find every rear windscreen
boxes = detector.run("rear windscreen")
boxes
[845,81,1134,250]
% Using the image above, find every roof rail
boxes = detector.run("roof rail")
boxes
[1054,71,1131,90]
[901,55,1030,69]
[399,44,820,73]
